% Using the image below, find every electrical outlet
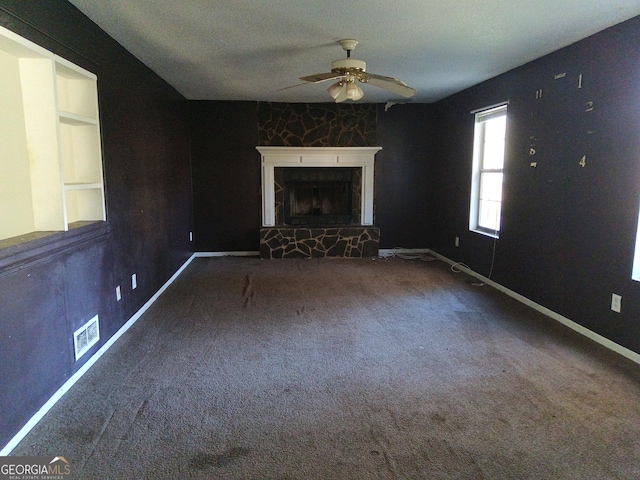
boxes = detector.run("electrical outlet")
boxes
[611,293,621,313]
[115,285,121,301]
[132,274,137,290]
[455,236,460,247]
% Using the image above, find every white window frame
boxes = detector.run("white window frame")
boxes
[469,103,508,238]
[632,207,640,281]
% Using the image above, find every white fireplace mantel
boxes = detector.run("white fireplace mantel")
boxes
[256,146,381,227]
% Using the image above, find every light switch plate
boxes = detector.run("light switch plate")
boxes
[611,293,621,313]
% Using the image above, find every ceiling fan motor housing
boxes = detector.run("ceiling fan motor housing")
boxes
[331,58,366,76]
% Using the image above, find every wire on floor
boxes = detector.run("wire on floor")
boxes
[450,236,498,287]
[381,240,497,288]
[386,248,438,262]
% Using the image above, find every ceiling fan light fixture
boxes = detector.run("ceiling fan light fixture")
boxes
[327,81,345,99]
[345,80,363,100]
[354,84,364,100]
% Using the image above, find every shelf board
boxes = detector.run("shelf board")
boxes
[64,182,102,191]
[59,110,98,126]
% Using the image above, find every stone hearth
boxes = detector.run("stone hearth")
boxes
[260,227,380,259]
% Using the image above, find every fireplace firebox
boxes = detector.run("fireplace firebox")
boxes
[284,168,352,226]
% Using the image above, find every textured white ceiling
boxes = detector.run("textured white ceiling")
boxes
[67,0,640,103]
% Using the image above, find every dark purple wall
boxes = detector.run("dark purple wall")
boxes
[190,101,260,252]
[376,104,434,248]
[0,1,193,448]
[430,16,640,353]
[190,102,434,251]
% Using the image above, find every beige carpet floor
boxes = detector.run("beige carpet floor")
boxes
[12,256,640,479]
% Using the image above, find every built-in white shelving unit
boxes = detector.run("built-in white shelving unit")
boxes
[0,25,105,243]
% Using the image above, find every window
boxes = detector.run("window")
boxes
[632,209,640,281]
[469,104,507,237]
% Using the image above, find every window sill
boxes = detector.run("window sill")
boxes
[470,227,499,239]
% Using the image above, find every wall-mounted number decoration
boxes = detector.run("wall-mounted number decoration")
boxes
[535,89,544,99]
[585,101,594,112]
[579,155,587,168]
[554,72,567,80]
[578,73,583,89]
[530,147,536,155]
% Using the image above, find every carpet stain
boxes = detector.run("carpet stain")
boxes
[430,413,447,424]
[61,425,96,444]
[242,274,254,308]
[422,439,485,479]
[189,447,251,469]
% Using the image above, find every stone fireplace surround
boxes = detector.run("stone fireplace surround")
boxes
[257,147,381,258]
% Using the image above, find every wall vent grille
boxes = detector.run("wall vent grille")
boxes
[73,315,99,361]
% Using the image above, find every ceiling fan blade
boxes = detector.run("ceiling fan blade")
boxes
[277,82,309,92]
[363,73,416,98]
[299,72,344,83]
[279,73,344,92]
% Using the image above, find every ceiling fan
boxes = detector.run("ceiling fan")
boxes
[295,39,417,102]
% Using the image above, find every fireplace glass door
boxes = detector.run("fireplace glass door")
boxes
[284,168,353,226]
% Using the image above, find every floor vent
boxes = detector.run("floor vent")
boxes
[73,315,100,361]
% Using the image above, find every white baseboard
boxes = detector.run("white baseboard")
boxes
[427,249,640,366]
[0,253,196,455]
[195,251,259,257]
[378,248,432,258]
